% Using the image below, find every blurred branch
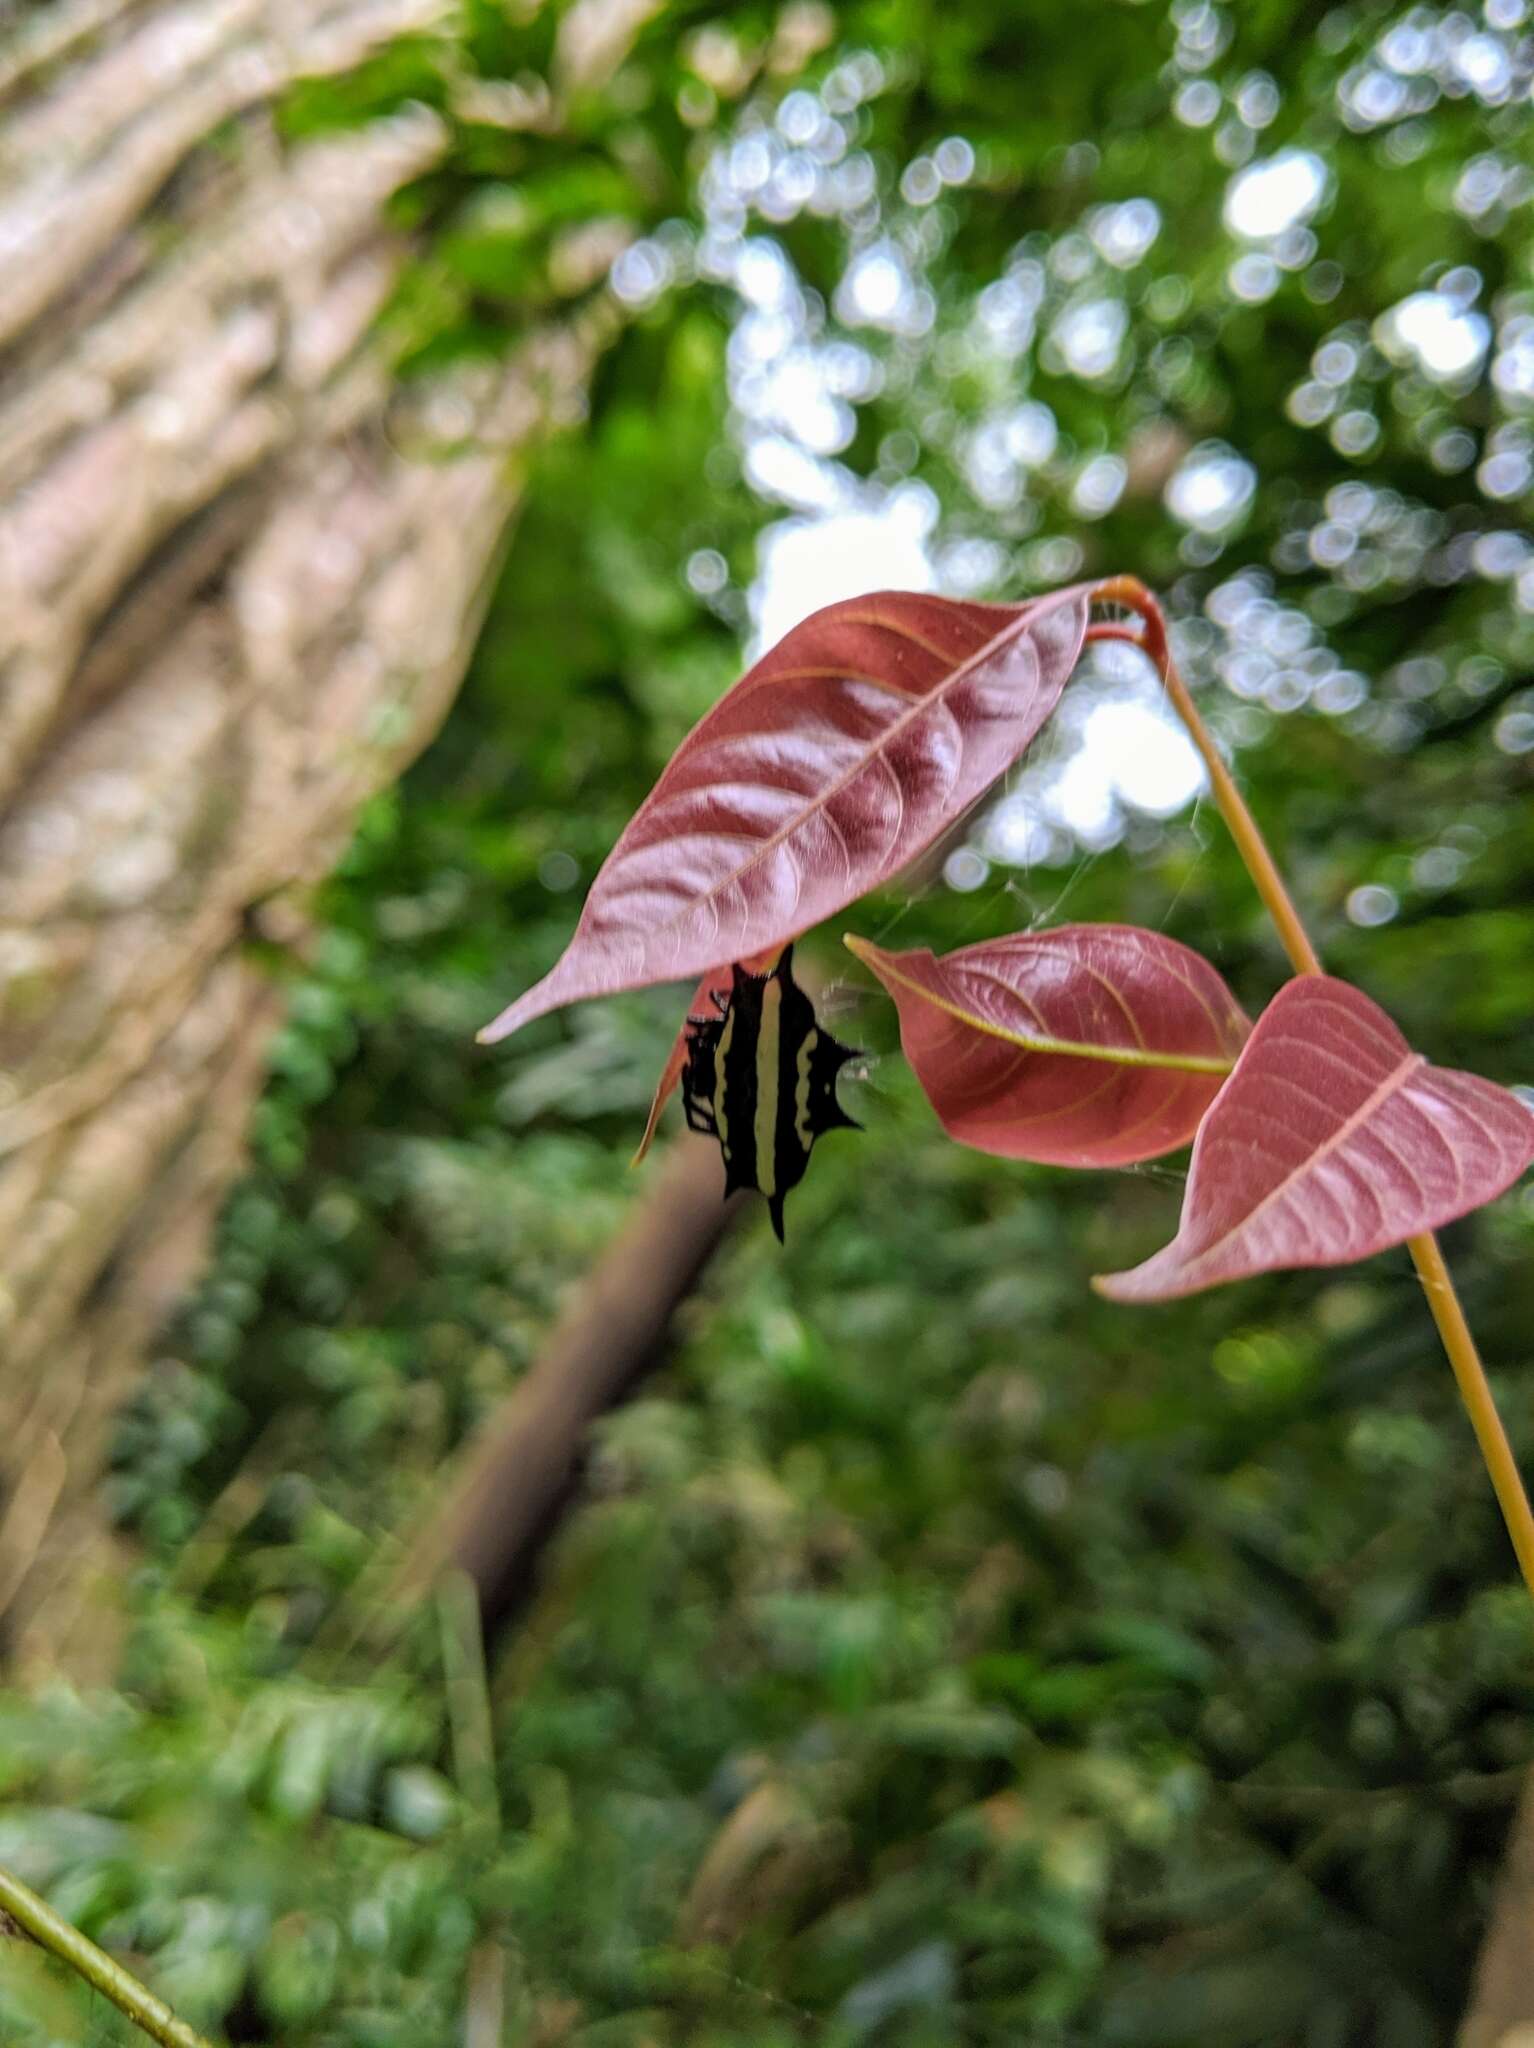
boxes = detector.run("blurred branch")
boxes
[439,1567,500,1830]
[380,1135,740,1640]
[440,1569,521,2045]
[0,1861,215,2048]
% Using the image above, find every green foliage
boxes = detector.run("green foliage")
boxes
[11,2,1534,2044]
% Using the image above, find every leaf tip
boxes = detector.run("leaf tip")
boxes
[630,1126,657,1168]
[842,931,872,961]
[1090,1261,1180,1304]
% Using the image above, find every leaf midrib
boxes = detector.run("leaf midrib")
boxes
[623,590,1084,951]
[845,937,1237,1076]
[1177,1031,1426,1278]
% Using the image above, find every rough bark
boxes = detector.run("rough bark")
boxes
[0,0,602,1671]
[1461,1777,1534,2048]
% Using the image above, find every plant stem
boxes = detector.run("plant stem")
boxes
[1408,1231,1534,1600]
[1091,579,1322,976]
[1090,574,1534,1608]
[0,1862,215,2048]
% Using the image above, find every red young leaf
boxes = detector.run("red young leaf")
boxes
[480,586,1090,1043]
[631,949,781,1164]
[848,926,1250,1167]
[1094,975,1534,1302]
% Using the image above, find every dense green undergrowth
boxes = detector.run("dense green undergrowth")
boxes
[7,1,1534,2041]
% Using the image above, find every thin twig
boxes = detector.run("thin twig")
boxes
[0,1862,215,2048]
[438,1568,500,1830]
[1089,575,1534,1609]
[1090,579,1322,976]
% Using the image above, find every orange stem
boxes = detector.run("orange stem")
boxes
[1090,575,1534,1607]
[1090,577,1321,976]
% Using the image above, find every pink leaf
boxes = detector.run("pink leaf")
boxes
[1094,976,1534,1302]
[847,926,1250,1167]
[480,586,1090,1043]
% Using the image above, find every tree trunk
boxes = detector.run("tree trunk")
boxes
[1461,1777,1534,2048]
[0,0,605,1672]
